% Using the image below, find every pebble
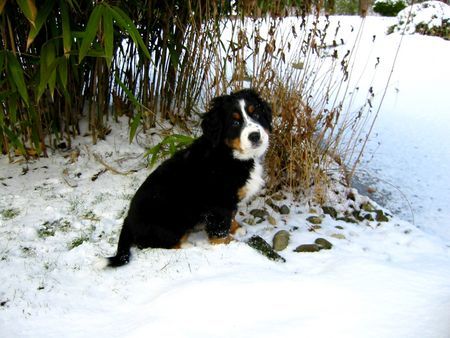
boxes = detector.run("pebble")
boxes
[267,215,277,226]
[331,233,346,240]
[361,202,375,212]
[250,209,268,219]
[272,230,290,251]
[306,216,322,225]
[279,205,290,215]
[322,206,338,219]
[314,238,333,249]
[294,244,322,253]
[375,210,389,222]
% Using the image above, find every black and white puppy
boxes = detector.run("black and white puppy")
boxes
[107,89,272,266]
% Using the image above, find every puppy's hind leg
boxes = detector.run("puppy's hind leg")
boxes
[107,218,133,267]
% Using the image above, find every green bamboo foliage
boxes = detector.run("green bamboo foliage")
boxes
[0,0,154,157]
[1,0,315,159]
[1,0,372,200]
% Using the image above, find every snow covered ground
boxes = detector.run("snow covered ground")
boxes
[1,15,450,338]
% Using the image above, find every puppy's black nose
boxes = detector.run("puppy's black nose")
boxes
[248,132,260,144]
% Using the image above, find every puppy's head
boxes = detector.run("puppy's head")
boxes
[201,89,272,160]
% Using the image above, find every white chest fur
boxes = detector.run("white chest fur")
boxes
[239,160,265,203]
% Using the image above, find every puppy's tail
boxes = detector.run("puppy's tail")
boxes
[107,219,133,267]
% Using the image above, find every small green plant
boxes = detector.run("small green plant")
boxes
[38,219,71,238]
[69,236,90,250]
[144,134,195,167]
[373,0,406,17]
[1,208,20,220]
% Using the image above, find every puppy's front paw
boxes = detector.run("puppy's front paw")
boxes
[209,235,233,245]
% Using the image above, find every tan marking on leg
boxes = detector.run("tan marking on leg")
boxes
[172,233,189,249]
[209,235,233,245]
[230,218,241,235]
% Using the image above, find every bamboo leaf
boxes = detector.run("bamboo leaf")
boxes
[3,126,26,156]
[17,0,37,26]
[0,0,7,14]
[102,9,114,68]
[46,42,57,100]
[6,52,29,106]
[26,0,54,48]
[107,5,151,60]
[78,4,102,63]
[58,56,68,90]
[60,0,72,56]
[129,111,141,143]
[37,48,61,101]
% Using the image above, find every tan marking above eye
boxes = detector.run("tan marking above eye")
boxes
[232,112,241,120]
[247,105,255,113]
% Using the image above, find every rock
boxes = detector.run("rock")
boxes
[336,216,358,224]
[266,199,280,213]
[314,238,333,250]
[267,215,277,226]
[279,205,290,215]
[247,236,286,262]
[322,206,338,219]
[375,210,389,222]
[308,225,322,231]
[364,213,374,221]
[347,191,356,201]
[331,233,346,240]
[250,209,268,219]
[272,230,290,251]
[271,193,285,201]
[243,218,256,225]
[306,216,322,225]
[352,210,364,222]
[361,202,375,212]
[335,225,344,230]
[294,244,321,253]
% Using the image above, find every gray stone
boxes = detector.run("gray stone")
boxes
[314,238,333,250]
[294,244,322,253]
[375,210,389,222]
[279,205,290,215]
[322,206,338,219]
[272,230,290,251]
[250,209,268,219]
[306,216,322,225]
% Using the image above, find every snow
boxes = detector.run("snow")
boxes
[1,15,450,338]
[393,1,450,35]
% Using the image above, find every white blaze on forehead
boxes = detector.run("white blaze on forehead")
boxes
[239,99,247,118]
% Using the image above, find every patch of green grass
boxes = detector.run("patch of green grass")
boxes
[82,211,100,222]
[69,235,90,250]
[1,208,20,220]
[38,219,72,238]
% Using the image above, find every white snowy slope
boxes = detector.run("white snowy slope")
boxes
[355,23,450,242]
[1,15,450,338]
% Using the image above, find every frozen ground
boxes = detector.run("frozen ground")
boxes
[1,15,450,338]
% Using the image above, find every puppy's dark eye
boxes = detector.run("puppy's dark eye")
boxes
[232,112,242,126]
[232,119,241,127]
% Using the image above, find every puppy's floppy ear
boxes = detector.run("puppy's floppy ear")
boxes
[201,95,226,147]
